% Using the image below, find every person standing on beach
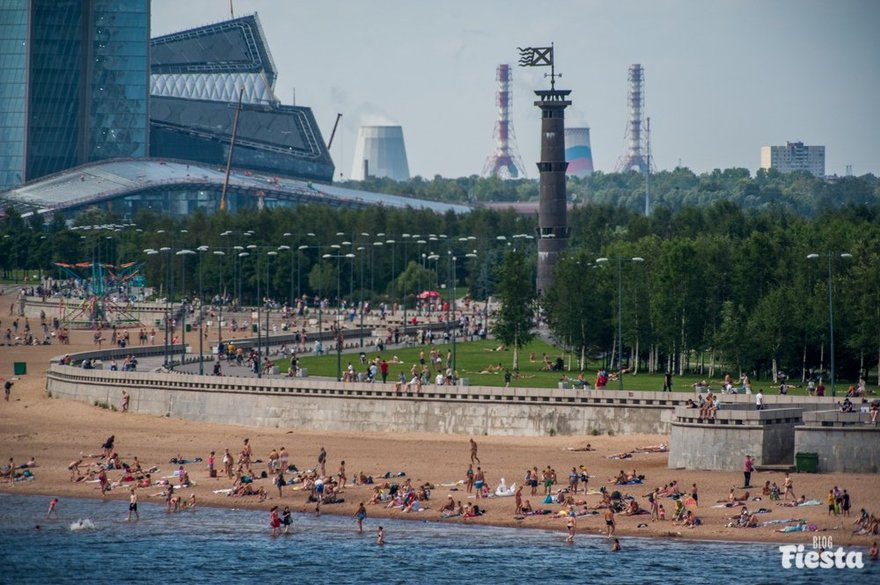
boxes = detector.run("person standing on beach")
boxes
[473,467,486,499]
[338,460,347,488]
[782,472,796,502]
[515,485,523,515]
[239,438,253,475]
[127,488,139,522]
[465,464,475,494]
[604,508,615,536]
[743,455,754,488]
[121,390,129,413]
[4,377,12,401]
[355,502,367,533]
[207,451,215,478]
[469,438,480,465]
[223,448,234,478]
[318,446,327,477]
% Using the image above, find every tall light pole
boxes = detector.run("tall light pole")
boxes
[596,255,644,390]
[238,251,256,376]
[323,251,354,381]
[176,249,196,357]
[807,252,853,397]
[266,249,278,357]
[213,250,225,357]
[196,245,209,374]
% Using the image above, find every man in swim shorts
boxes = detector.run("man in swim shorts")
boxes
[128,488,139,521]
[605,508,615,536]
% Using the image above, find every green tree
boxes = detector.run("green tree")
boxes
[492,249,536,369]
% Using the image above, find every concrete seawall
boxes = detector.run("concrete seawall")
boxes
[45,362,838,438]
[794,410,880,473]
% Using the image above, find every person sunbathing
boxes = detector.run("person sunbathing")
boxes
[622,499,641,515]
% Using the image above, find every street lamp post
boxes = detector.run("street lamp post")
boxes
[596,255,644,390]
[807,252,853,396]
[213,250,225,358]
[176,249,196,360]
[196,245,209,374]
[323,251,354,380]
[266,250,278,358]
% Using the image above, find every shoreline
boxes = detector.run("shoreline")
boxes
[3,488,817,548]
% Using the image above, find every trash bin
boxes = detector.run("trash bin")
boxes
[13,362,26,375]
[252,324,258,333]
[795,452,818,473]
[185,324,192,333]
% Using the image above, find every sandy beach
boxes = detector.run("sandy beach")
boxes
[1,293,878,548]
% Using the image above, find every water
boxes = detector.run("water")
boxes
[1,494,874,584]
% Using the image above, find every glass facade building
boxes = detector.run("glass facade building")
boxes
[149,14,334,183]
[0,1,29,189]
[0,0,149,192]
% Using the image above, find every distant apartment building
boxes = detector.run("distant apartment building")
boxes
[760,141,825,177]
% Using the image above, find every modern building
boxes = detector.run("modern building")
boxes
[350,126,410,181]
[564,127,594,178]
[0,0,150,191]
[0,159,470,218]
[760,141,825,177]
[149,14,334,183]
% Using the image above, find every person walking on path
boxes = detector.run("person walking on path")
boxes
[743,455,754,488]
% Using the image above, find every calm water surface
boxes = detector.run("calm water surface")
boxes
[0,494,873,584]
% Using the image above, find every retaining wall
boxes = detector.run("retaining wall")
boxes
[794,410,880,473]
[668,406,805,470]
[45,363,839,438]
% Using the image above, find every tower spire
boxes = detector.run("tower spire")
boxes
[482,64,527,179]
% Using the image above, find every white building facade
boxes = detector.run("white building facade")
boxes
[760,141,825,177]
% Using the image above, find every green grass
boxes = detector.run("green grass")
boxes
[274,339,830,395]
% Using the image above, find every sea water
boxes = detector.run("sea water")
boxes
[0,494,874,584]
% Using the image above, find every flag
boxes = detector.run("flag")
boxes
[517,46,553,67]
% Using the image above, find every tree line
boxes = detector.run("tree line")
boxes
[340,167,880,217]
[1,176,878,384]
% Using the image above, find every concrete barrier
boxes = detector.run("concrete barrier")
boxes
[668,405,804,470]
[45,360,840,438]
[793,410,880,473]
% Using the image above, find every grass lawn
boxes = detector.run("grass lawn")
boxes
[274,338,826,395]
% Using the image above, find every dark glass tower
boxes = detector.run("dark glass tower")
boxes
[0,0,149,191]
[534,88,572,296]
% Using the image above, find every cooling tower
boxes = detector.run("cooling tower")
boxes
[350,126,410,181]
[565,127,593,178]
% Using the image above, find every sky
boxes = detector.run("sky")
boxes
[152,0,880,179]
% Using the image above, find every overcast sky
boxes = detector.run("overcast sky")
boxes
[152,0,879,179]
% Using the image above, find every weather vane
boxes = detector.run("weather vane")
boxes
[517,43,561,89]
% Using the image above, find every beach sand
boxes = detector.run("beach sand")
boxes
[1,294,878,547]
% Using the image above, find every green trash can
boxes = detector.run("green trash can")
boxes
[795,452,818,473]
[185,324,192,332]
[252,324,258,333]
[13,362,26,375]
